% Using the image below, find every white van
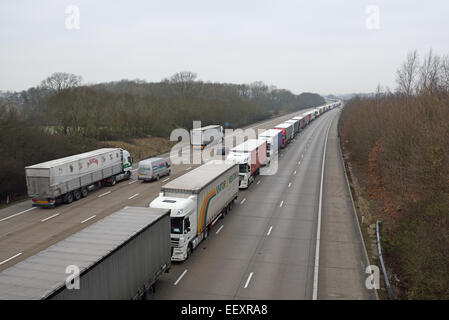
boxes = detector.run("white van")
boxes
[138,157,170,182]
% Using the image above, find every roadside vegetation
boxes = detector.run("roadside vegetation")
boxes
[339,50,449,299]
[0,71,324,203]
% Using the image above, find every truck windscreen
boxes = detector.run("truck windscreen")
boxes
[171,217,183,234]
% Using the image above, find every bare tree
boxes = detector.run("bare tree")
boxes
[418,50,441,94]
[41,72,82,93]
[396,50,419,96]
[165,71,198,96]
[169,71,197,83]
[439,55,449,91]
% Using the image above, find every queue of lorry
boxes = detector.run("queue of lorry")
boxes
[1,101,340,300]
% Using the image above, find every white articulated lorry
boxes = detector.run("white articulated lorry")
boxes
[25,148,133,208]
[226,139,267,189]
[149,160,239,262]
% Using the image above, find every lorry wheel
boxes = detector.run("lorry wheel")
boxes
[156,175,160,181]
[204,228,209,240]
[81,187,88,198]
[187,245,192,258]
[126,171,132,180]
[64,192,73,204]
[73,189,81,201]
[110,176,116,186]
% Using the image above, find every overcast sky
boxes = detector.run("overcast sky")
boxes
[1,0,449,94]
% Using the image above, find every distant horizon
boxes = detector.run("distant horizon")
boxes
[1,1,448,94]
[0,75,376,98]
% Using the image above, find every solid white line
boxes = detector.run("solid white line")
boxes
[174,269,188,286]
[185,167,192,171]
[288,182,292,188]
[294,171,297,175]
[244,272,254,288]
[298,161,301,165]
[267,226,273,236]
[41,213,60,222]
[98,191,111,198]
[279,201,284,207]
[257,180,261,185]
[162,178,170,182]
[312,117,333,301]
[216,225,224,234]
[81,215,96,224]
[240,198,246,205]
[128,193,139,200]
[128,180,138,185]
[0,207,36,222]
[0,252,22,266]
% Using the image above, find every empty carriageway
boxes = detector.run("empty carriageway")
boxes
[152,108,366,299]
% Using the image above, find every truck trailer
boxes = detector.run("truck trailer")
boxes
[292,115,306,130]
[25,148,133,208]
[0,206,171,300]
[274,123,294,143]
[259,129,282,162]
[227,139,267,189]
[149,160,239,262]
[285,118,300,135]
[190,125,224,150]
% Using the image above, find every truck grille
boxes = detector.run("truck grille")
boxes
[171,238,179,247]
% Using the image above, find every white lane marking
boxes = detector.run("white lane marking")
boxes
[162,178,170,182]
[98,191,111,198]
[294,171,297,175]
[174,269,188,286]
[81,215,96,224]
[216,225,224,234]
[0,207,36,222]
[298,161,301,165]
[279,201,284,207]
[267,226,273,236]
[312,117,334,301]
[128,193,139,200]
[128,180,138,185]
[240,198,246,205]
[185,167,192,171]
[288,182,292,188]
[41,213,60,222]
[257,180,261,185]
[244,272,254,288]
[0,252,22,266]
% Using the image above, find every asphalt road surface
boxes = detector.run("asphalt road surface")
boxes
[150,108,376,300]
[0,106,376,300]
[0,108,314,271]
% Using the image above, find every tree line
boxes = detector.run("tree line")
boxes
[0,71,325,202]
[339,50,449,299]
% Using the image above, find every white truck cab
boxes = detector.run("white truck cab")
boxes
[149,161,239,262]
[226,152,251,188]
[150,195,198,261]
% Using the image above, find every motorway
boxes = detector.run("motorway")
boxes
[0,107,376,300]
[151,107,376,299]
[0,109,313,271]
